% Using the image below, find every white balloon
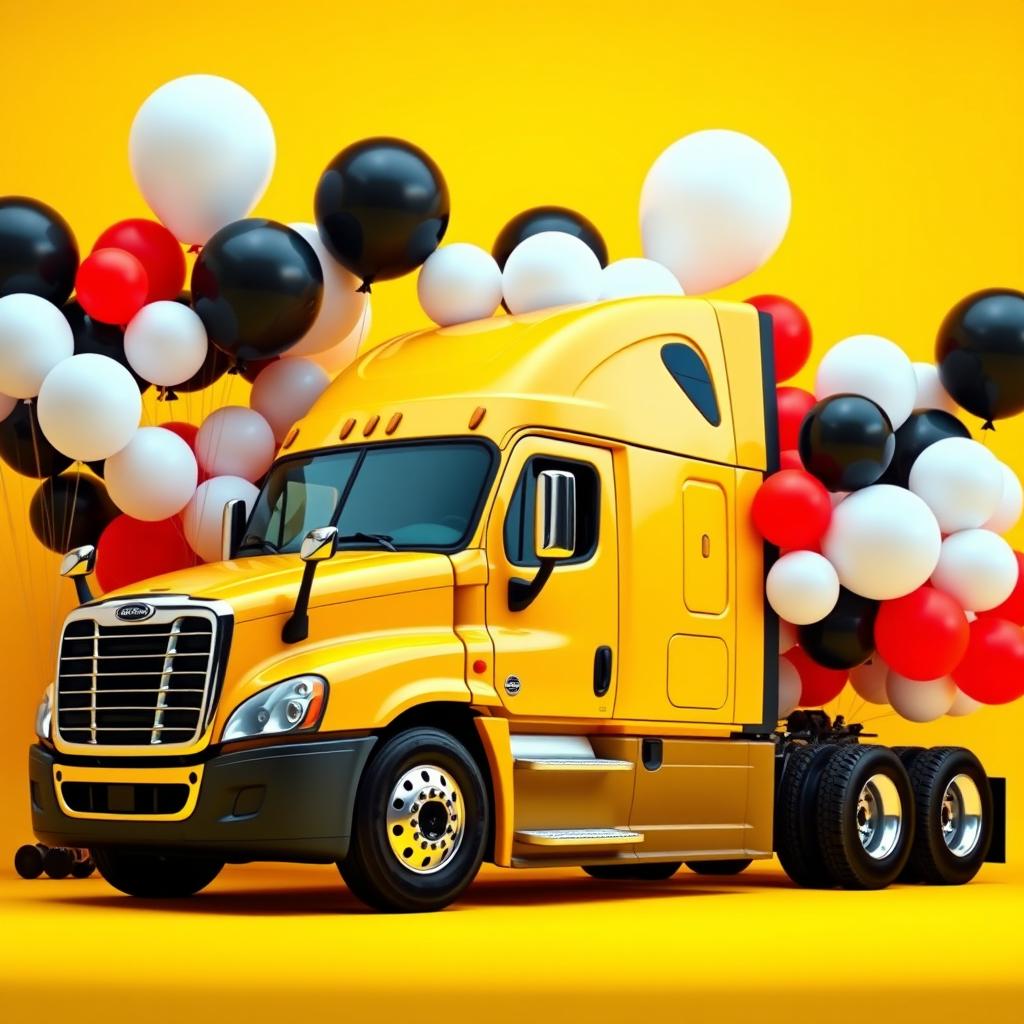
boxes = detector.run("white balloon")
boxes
[948,687,983,717]
[822,485,942,600]
[983,463,1023,534]
[287,223,366,356]
[815,334,917,429]
[36,353,141,461]
[0,293,74,398]
[183,475,259,563]
[0,392,15,421]
[124,301,208,387]
[850,657,890,705]
[908,437,1002,533]
[886,672,956,723]
[129,75,275,244]
[502,232,602,314]
[105,427,198,521]
[598,258,685,300]
[250,358,330,443]
[766,551,839,625]
[779,619,798,653]
[417,243,503,326]
[196,406,276,482]
[306,298,372,378]
[912,362,957,413]
[640,129,791,294]
[778,656,801,719]
[931,529,1019,612]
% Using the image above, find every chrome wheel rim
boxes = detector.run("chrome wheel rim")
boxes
[941,774,983,858]
[855,773,903,860]
[386,764,464,875]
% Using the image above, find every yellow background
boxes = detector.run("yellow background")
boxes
[1,1,1023,1017]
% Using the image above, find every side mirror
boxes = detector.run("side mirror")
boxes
[283,526,338,644]
[221,499,247,560]
[60,545,96,605]
[300,525,339,563]
[534,469,576,561]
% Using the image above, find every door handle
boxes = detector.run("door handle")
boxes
[593,645,613,698]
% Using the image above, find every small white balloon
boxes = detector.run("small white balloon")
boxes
[417,243,503,326]
[183,475,259,563]
[0,391,15,421]
[124,300,208,387]
[908,436,1002,533]
[36,353,141,461]
[502,232,602,314]
[822,485,942,600]
[886,672,956,723]
[931,529,1019,612]
[983,463,1023,534]
[250,358,330,443]
[766,551,840,625]
[307,298,372,378]
[948,687,983,717]
[850,657,890,705]
[778,656,801,719]
[105,427,198,521]
[912,362,958,413]
[779,619,798,653]
[196,406,276,482]
[0,293,74,398]
[598,258,684,300]
[639,129,791,294]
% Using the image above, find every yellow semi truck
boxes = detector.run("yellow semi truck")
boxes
[29,297,1004,911]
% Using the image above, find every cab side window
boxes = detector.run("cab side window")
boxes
[504,457,600,567]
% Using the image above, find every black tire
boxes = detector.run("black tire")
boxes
[93,848,223,898]
[892,746,926,771]
[43,846,74,879]
[775,743,842,888]
[904,747,992,885]
[817,745,913,889]
[71,857,96,879]
[685,859,753,876]
[584,861,681,881]
[338,727,489,912]
[14,844,45,879]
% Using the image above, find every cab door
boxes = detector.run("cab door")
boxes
[485,437,618,719]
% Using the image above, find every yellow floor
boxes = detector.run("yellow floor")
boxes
[1,859,1021,1021]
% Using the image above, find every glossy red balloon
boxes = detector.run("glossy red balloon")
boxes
[784,647,848,706]
[96,514,200,592]
[752,469,832,550]
[874,585,969,681]
[953,617,1024,705]
[980,550,1024,626]
[779,449,804,472]
[75,247,149,325]
[93,219,186,303]
[746,294,813,382]
[777,386,816,451]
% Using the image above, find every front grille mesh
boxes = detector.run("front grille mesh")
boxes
[56,614,216,747]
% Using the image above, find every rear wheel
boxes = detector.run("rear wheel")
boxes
[685,859,753,876]
[583,861,681,881]
[93,848,223,898]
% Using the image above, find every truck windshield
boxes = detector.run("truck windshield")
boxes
[237,440,495,556]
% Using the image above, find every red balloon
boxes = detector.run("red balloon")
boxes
[784,647,847,706]
[752,469,832,550]
[162,420,198,450]
[874,585,969,680]
[93,219,186,303]
[75,248,149,325]
[979,550,1024,626]
[779,449,804,472]
[746,294,813,382]
[96,514,200,592]
[777,386,816,451]
[953,617,1024,705]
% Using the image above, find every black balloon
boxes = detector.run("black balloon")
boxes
[29,472,117,554]
[798,394,894,492]
[492,206,609,270]
[62,300,149,394]
[191,220,323,363]
[314,137,450,289]
[0,400,72,478]
[878,409,971,487]
[0,196,79,305]
[798,588,878,671]
[171,290,231,393]
[936,288,1024,427]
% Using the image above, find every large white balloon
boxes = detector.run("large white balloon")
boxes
[984,463,1023,534]
[418,243,503,326]
[36,353,141,461]
[307,298,372,378]
[766,551,839,625]
[778,656,801,719]
[0,392,15,422]
[196,406,276,482]
[250,358,330,443]
[912,362,957,414]
[850,657,889,705]
[931,529,1019,612]
[287,223,366,356]
[822,485,942,600]
[0,293,74,398]
[948,687,983,717]
[640,129,791,294]
[129,75,275,244]
[105,427,198,521]
[182,475,259,563]
[502,232,602,314]
[815,335,917,429]
[886,672,956,723]
[598,258,685,300]
[908,436,1002,533]
[124,301,208,387]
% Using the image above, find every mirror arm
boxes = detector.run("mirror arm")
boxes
[508,558,556,613]
[72,576,94,605]
[282,560,319,644]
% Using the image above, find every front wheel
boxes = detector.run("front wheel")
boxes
[93,848,223,898]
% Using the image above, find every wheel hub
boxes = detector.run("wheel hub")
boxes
[855,773,903,860]
[941,774,983,858]
[386,764,464,875]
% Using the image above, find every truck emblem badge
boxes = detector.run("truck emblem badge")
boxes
[115,602,154,622]
[504,675,522,697]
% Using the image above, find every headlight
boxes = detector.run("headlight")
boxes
[35,689,52,742]
[222,676,327,743]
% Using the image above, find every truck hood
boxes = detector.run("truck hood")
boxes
[104,550,454,624]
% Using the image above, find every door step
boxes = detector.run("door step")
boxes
[514,757,633,772]
[514,828,644,847]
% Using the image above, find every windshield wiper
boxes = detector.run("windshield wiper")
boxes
[336,532,397,552]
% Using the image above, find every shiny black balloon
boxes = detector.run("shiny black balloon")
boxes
[191,220,323,363]
[170,290,232,392]
[0,196,79,305]
[877,409,971,487]
[314,137,450,288]
[29,472,117,554]
[798,588,878,671]
[798,394,894,492]
[936,288,1024,426]
[62,300,150,394]
[0,400,72,478]
[492,206,609,270]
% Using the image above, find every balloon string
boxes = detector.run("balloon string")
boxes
[0,463,42,663]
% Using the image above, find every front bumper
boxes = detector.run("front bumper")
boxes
[30,736,376,863]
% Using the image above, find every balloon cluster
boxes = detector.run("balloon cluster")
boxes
[753,296,1024,723]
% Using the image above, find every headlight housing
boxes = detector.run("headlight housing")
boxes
[35,689,52,742]
[222,676,327,743]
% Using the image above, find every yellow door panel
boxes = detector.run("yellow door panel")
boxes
[682,480,728,615]
[667,634,729,710]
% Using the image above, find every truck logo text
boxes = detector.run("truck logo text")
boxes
[115,603,155,622]
[504,675,522,697]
